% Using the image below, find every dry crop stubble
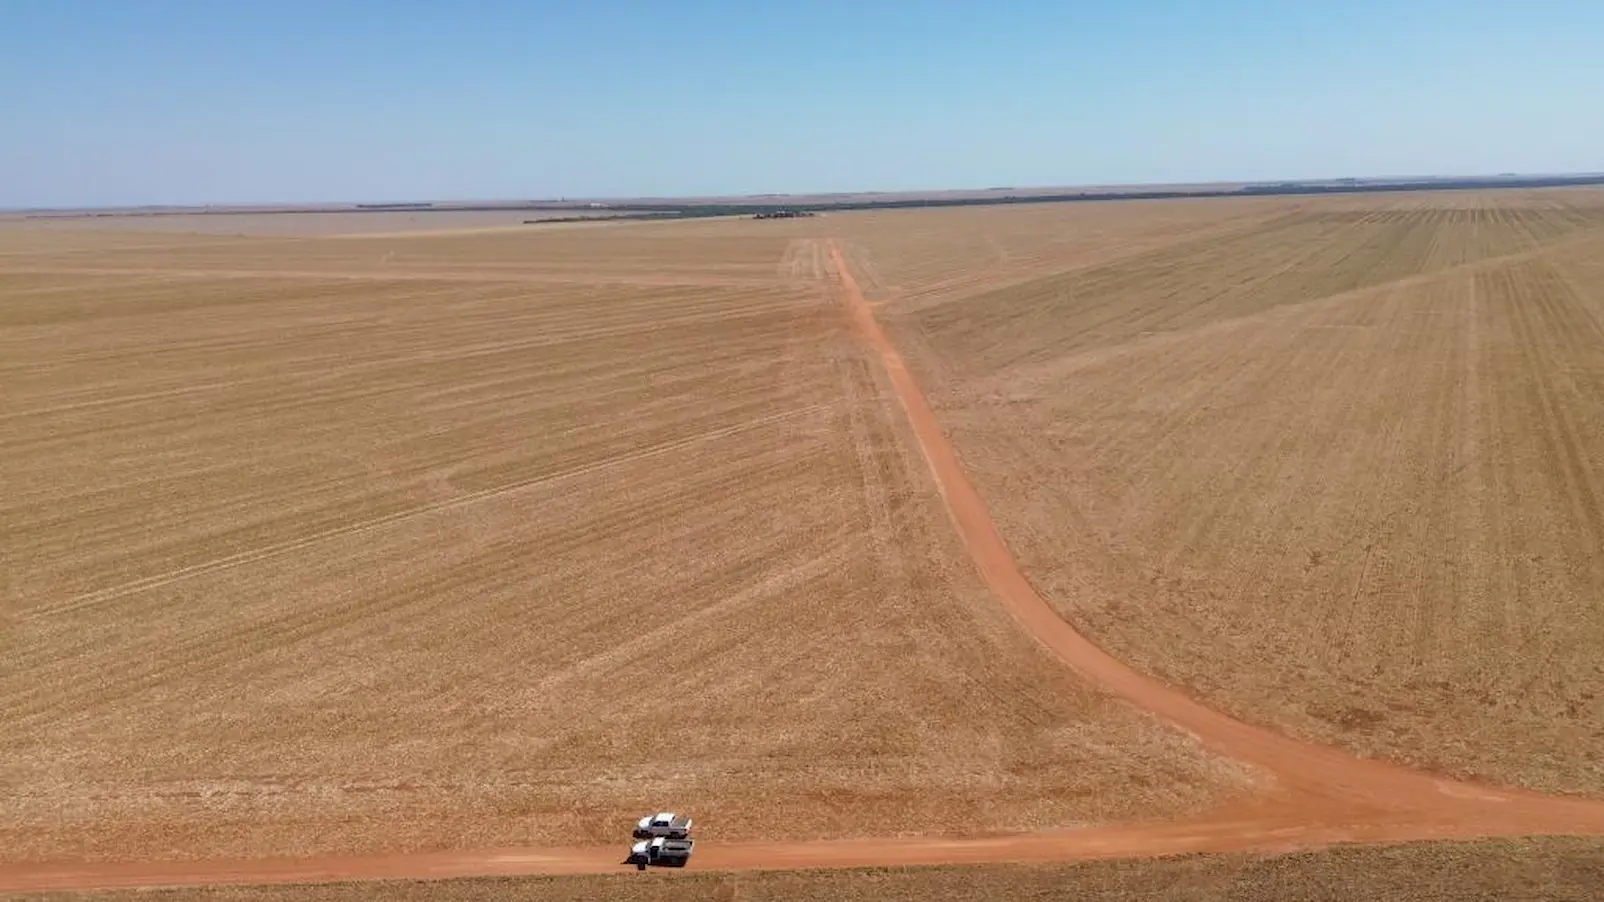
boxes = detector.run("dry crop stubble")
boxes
[864,189,1604,795]
[13,837,1602,902]
[0,221,1242,864]
[811,198,1293,314]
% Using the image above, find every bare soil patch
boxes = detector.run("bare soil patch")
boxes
[869,188,1604,794]
[12,837,1603,901]
[0,223,1238,864]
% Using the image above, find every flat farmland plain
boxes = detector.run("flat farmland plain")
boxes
[862,189,1604,794]
[0,220,1244,864]
[11,188,1604,893]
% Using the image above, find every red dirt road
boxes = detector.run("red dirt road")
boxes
[826,238,1604,822]
[5,239,1604,894]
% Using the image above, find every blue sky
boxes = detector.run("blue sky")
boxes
[2,0,1601,207]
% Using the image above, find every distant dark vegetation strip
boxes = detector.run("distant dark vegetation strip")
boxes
[636,174,1604,219]
[21,173,1604,222]
[522,213,681,224]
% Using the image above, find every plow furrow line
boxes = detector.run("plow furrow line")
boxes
[24,404,828,621]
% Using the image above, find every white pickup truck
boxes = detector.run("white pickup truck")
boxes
[633,811,693,839]
[629,837,694,868]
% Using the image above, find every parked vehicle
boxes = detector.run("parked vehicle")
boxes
[628,840,652,869]
[626,837,694,868]
[648,837,695,866]
[633,811,693,839]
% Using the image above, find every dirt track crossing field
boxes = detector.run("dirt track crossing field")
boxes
[0,218,1238,875]
[870,190,1604,794]
[6,192,1604,894]
[13,838,1604,902]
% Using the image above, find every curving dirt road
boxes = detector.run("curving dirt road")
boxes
[5,239,1604,894]
[824,238,1604,825]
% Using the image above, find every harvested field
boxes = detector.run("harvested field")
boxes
[0,210,611,238]
[824,196,1291,311]
[13,837,1604,901]
[867,188,1604,794]
[0,220,1241,865]
[11,187,1604,890]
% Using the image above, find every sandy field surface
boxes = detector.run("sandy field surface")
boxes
[862,189,1604,794]
[0,218,1239,865]
[12,837,1604,901]
[8,190,1604,895]
[0,211,606,238]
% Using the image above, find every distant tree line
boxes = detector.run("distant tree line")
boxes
[29,173,1604,222]
[513,172,1604,223]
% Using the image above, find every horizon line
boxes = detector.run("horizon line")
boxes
[6,168,1603,217]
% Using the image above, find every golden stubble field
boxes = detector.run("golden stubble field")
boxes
[8,187,1604,883]
[0,217,1245,864]
[856,189,1604,795]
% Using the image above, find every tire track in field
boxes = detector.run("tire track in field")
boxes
[1495,262,1604,549]
[22,404,828,621]
[8,238,1604,894]
[820,236,1604,847]
[2,407,835,726]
